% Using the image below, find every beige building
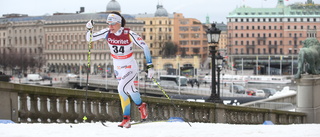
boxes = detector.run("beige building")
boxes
[135,4,174,57]
[0,15,45,74]
[136,4,210,76]
[0,1,145,75]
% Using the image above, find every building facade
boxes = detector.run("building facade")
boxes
[227,0,320,75]
[0,16,46,74]
[0,0,145,75]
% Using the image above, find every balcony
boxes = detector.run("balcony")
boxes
[257,37,266,41]
[246,45,255,49]
[268,45,277,48]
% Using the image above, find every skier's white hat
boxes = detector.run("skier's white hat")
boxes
[107,14,121,25]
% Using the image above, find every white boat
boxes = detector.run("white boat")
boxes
[247,75,292,84]
[203,74,248,84]
[221,74,248,84]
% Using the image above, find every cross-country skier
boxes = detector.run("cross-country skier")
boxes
[85,11,154,128]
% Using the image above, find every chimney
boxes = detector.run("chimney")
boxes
[80,7,85,13]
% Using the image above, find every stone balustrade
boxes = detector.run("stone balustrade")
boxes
[0,81,306,124]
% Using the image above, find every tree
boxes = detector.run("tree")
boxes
[162,42,178,57]
[0,50,40,74]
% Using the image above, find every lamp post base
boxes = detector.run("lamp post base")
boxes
[206,96,223,103]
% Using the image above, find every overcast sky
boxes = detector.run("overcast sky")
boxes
[0,0,317,23]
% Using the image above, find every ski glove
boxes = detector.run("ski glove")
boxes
[86,20,94,30]
[146,64,154,79]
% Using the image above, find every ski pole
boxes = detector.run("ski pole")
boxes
[150,77,192,127]
[83,26,93,122]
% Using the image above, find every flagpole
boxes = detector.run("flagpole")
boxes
[241,58,243,75]
[256,56,258,75]
[291,55,294,75]
[280,56,282,76]
[268,56,270,76]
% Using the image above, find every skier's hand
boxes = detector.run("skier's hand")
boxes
[146,64,154,79]
[86,20,94,30]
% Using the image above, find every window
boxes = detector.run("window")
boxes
[179,27,189,31]
[180,34,189,38]
[191,26,200,31]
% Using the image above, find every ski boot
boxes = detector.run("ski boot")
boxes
[138,102,148,121]
[118,116,131,128]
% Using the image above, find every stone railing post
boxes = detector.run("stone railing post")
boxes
[49,96,61,123]
[18,93,29,123]
[67,97,78,123]
[107,100,121,122]
[39,96,50,123]
[100,100,111,121]
[29,94,40,123]
[76,99,85,122]
[92,99,103,122]
[84,99,94,122]
[58,97,68,123]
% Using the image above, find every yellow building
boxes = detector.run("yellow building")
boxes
[136,4,174,57]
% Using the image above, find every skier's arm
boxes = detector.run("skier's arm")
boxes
[129,31,153,65]
[85,20,109,42]
[85,28,109,42]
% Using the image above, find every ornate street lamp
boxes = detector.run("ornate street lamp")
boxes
[206,23,222,103]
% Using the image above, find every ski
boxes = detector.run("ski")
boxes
[131,120,168,125]
[100,120,168,127]
[101,121,108,127]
